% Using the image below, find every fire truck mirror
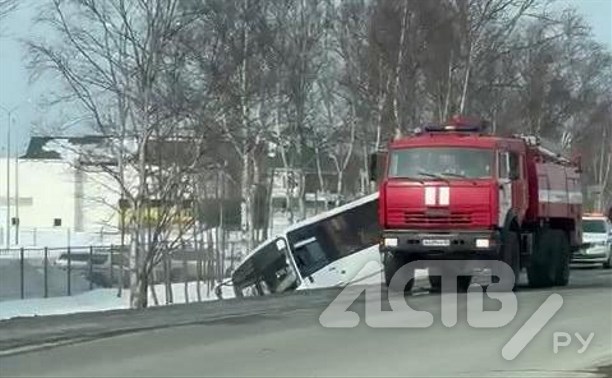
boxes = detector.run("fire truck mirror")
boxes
[571,154,583,173]
[369,151,388,183]
[368,153,378,182]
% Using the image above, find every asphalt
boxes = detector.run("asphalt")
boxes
[0,267,611,377]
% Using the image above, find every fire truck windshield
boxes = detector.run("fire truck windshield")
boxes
[388,147,493,179]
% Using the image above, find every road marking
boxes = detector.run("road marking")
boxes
[501,293,564,361]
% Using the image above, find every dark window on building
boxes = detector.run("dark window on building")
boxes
[53,218,62,227]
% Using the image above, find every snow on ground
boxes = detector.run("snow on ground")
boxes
[0,282,225,320]
[0,269,431,320]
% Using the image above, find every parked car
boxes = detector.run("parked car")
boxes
[53,250,113,269]
[573,214,612,268]
[52,247,211,287]
[53,248,130,287]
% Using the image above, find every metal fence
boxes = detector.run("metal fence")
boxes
[0,244,243,301]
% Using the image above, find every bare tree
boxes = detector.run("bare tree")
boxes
[28,0,211,309]
[26,0,612,293]
[0,0,17,19]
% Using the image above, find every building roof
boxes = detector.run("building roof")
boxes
[21,137,61,159]
[21,136,107,159]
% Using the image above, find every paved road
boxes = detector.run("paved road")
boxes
[0,267,611,377]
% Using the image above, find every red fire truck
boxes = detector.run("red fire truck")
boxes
[372,116,583,291]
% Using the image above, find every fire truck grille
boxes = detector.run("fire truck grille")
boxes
[403,210,472,225]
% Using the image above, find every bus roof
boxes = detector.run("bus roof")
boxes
[281,192,379,235]
[232,192,379,274]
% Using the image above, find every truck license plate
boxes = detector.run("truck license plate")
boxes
[422,239,451,247]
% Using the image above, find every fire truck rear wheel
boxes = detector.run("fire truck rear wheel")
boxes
[604,253,612,269]
[500,230,521,290]
[527,229,558,288]
[384,253,415,293]
[554,231,570,286]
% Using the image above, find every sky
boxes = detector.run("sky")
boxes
[0,0,611,156]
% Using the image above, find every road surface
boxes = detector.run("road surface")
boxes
[0,267,610,377]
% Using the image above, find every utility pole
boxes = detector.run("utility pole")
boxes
[2,101,29,247]
[5,112,9,247]
[0,105,17,247]
[14,135,19,244]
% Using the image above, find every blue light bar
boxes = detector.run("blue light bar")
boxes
[422,123,481,132]
[450,115,488,132]
[421,122,444,132]
[418,116,489,134]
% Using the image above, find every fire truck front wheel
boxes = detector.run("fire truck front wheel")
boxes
[383,253,415,293]
[528,229,568,288]
[501,230,521,289]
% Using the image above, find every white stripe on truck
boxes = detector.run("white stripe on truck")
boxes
[425,187,437,206]
[438,187,450,206]
[538,190,583,204]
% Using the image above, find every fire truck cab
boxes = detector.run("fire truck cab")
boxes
[373,116,583,291]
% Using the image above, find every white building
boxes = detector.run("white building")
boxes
[0,137,122,248]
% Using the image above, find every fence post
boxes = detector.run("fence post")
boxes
[109,244,114,284]
[67,246,71,296]
[20,247,24,299]
[118,244,124,297]
[89,245,94,290]
[44,247,48,298]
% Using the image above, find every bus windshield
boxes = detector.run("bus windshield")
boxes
[389,147,493,179]
[232,238,300,297]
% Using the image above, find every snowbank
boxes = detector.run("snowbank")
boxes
[0,282,223,320]
[0,269,429,321]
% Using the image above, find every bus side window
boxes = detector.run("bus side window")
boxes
[284,197,380,280]
[321,200,379,258]
[294,251,306,270]
[293,240,329,278]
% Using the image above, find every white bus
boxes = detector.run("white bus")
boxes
[230,193,382,298]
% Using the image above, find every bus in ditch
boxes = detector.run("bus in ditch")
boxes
[229,192,382,298]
